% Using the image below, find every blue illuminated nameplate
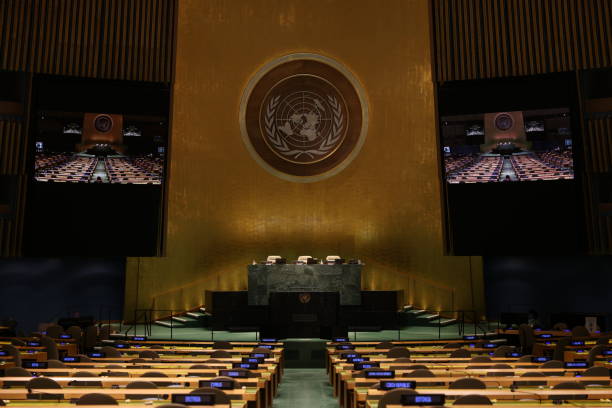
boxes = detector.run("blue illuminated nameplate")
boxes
[233,362,258,369]
[380,380,416,390]
[131,336,147,341]
[571,341,585,346]
[171,394,215,405]
[250,353,269,359]
[113,343,128,348]
[602,350,612,355]
[347,357,369,363]
[506,352,522,357]
[0,351,7,356]
[531,356,550,362]
[219,369,248,378]
[260,338,277,343]
[365,370,395,378]
[62,356,81,362]
[59,334,71,339]
[401,394,446,406]
[333,337,349,342]
[26,342,41,347]
[88,352,105,358]
[463,335,476,340]
[564,362,588,368]
[259,344,274,349]
[354,362,380,370]
[336,345,355,350]
[484,343,497,348]
[538,334,552,338]
[199,379,234,390]
[242,357,264,364]
[23,361,48,369]
[341,353,359,359]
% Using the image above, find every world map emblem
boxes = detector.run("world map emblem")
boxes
[240,54,368,182]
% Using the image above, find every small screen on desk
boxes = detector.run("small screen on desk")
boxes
[463,335,476,340]
[602,349,612,355]
[341,353,359,359]
[114,343,128,348]
[26,342,41,347]
[88,352,105,358]
[484,343,497,348]
[506,352,522,357]
[233,362,258,369]
[333,337,349,342]
[59,334,71,339]
[242,357,264,363]
[354,362,380,370]
[0,351,7,356]
[62,356,80,362]
[259,344,274,349]
[401,394,445,406]
[250,353,269,358]
[347,357,369,363]
[565,362,588,368]
[260,338,277,342]
[336,345,355,350]
[538,334,553,338]
[365,370,395,378]
[219,369,248,378]
[131,336,147,341]
[531,356,550,362]
[571,341,585,346]
[23,361,48,368]
[380,380,416,390]
[199,379,234,390]
[171,393,215,405]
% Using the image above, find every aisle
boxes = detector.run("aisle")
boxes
[273,368,337,408]
[91,158,109,183]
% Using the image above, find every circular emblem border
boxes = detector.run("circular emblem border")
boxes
[239,53,369,183]
[94,114,113,133]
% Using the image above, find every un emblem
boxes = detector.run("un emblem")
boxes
[240,54,368,182]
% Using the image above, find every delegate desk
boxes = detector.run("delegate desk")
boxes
[0,404,241,408]
[247,263,362,305]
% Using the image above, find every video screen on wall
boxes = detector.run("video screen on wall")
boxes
[34,112,166,185]
[441,108,573,184]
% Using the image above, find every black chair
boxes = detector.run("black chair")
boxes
[571,326,590,338]
[518,324,534,354]
[212,341,232,350]
[514,372,547,387]
[596,336,610,345]
[100,346,122,358]
[470,356,492,363]
[26,377,64,400]
[45,324,63,339]
[189,387,230,404]
[378,389,417,408]
[138,350,160,359]
[126,380,161,400]
[453,394,492,405]
[70,371,102,387]
[83,325,98,350]
[580,366,611,386]
[403,368,442,386]
[375,341,394,350]
[450,348,471,358]
[98,326,111,341]
[210,350,232,358]
[587,345,606,366]
[252,347,272,354]
[386,347,410,358]
[443,343,462,349]
[1,344,22,367]
[553,337,570,361]
[46,359,69,376]
[540,359,564,376]
[450,378,486,389]
[40,336,59,360]
[10,338,26,346]
[552,322,568,330]
[486,363,514,377]
[551,381,587,400]
[393,358,413,363]
[141,371,170,386]
[3,367,32,387]
[492,345,515,357]
[75,392,118,405]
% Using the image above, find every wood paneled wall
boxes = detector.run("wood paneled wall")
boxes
[0,0,176,256]
[431,0,612,82]
[0,0,176,82]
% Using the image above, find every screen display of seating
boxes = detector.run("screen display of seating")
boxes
[441,108,573,183]
[34,112,166,185]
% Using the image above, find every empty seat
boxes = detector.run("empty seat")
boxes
[26,377,64,400]
[453,394,492,405]
[588,345,606,366]
[189,387,230,404]
[552,322,568,330]
[141,371,170,386]
[100,346,122,358]
[70,371,102,387]
[1,344,22,367]
[571,326,590,338]
[375,341,394,349]
[378,388,417,408]
[580,366,611,386]
[126,380,161,400]
[138,350,160,359]
[450,378,486,389]
[75,392,118,405]
[212,341,232,350]
[514,372,547,387]
[210,350,232,358]
[450,348,471,358]
[402,368,441,386]
[40,336,59,360]
[387,347,410,358]
[551,381,587,400]
[4,367,32,387]
[45,325,63,339]
[487,363,514,377]
[492,345,515,357]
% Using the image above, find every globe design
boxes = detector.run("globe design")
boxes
[275,91,334,149]
[495,114,513,131]
[94,115,113,133]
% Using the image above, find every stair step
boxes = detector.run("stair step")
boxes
[402,305,414,311]
[199,307,207,313]
[406,309,427,316]
[154,320,182,328]
[416,313,440,321]
[186,312,206,318]
[437,318,457,326]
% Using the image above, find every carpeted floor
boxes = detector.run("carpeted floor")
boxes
[272,368,337,408]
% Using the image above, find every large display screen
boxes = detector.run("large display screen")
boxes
[442,108,573,184]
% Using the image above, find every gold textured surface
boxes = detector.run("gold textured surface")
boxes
[125,0,485,320]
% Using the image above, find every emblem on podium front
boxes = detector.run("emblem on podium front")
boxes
[240,53,369,182]
[299,293,312,304]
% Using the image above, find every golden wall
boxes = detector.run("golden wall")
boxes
[124,0,486,321]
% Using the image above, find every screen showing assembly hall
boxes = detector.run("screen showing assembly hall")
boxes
[34,112,166,185]
[441,108,573,184]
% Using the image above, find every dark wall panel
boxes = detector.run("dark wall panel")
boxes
[0,257,125,333]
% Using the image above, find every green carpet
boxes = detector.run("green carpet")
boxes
[272,368,337,408]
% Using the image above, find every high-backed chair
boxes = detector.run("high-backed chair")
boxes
[70,371,102,387]
[518,324,535,354]
[403,368,442,386]
[514,372,547,386]
[210,350,232,358]
[75,393,118,405]
[387,347,410,358]
[10,338,26,346]
[141,371,170,386]
[126,380,160,400]
[486,363,514,377]
[551,381,587,400]
[450,348,471,358]
[26,377,64,400]
[188,387,230,404]
[100,345,122,358]
[580,366,611,386]
[40,336,59,360]
[597,336,610,345]
[552,322,568,330]
[571,326,590,338]
[46,359,69,376]
[83,325,98,350]
[453,395,492,405]
[212,341,232,350]
[450,378,487,389]
[378,389,417,408]
[492,345,515,357]
[2,344,22,367]
[138,350,159,359]
[553,337,570,361]
[375,341,394,349]
[4,367,32,387]
[45,324,63,339]
[588,345,606,366]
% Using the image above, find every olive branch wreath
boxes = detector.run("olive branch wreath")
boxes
[264,94,344,160]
